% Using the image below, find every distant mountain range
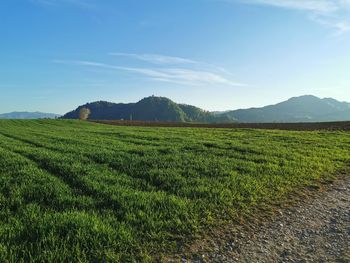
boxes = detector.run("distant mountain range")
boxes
[0,112,61,119]
[62,95,350,123]
[222,95,350,123]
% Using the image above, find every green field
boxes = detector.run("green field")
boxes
[0,120,349,262]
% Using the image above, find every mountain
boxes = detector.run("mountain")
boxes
[221,95,350,123]
[63,95,350,123]
[0,112,61,119]
[62,96,235,123]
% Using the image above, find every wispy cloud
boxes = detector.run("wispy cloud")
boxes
[53,59,247,87]
[110,52,235,76]
[53,60,118,69]
[109,53,198,65]
[118,67,246,86]
[243,0,338,13]
[238,0,350,34]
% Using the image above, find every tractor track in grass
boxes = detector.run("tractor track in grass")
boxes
[0,131,177,195]
[0,141,98,200]
[173,173,350,263]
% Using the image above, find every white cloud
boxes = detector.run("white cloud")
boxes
[239,0,350,34]
[243,0,338,13]
[53,59,247,87]
[109,53,198,65]
[310,14,350,35]
[110,52,236,77]
[119,67,246,86]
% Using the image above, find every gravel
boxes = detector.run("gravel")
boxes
[173,176,350,263]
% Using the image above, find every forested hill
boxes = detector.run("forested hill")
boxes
[63,95,350,123]
[62,96,235,123]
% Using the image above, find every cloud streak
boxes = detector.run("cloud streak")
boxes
[109,53,198,65]
[110,52,235,76]
[243,0,338,13]
[239,0,350,34]
[53,59,246,87]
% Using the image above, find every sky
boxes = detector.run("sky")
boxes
[1,0,350,114]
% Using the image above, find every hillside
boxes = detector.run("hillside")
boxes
[0,112,61,119]
[63,95,350,123]
[62,96,235,123]
[221,95,350,123]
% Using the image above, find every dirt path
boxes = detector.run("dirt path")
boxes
[176,176,350,263]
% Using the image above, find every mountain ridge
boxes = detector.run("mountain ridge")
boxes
[223,95,350,123]
[0,112,61,119]
[62,95,350,123]
[62,96,235,123]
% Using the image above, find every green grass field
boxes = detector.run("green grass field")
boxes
[0,120,349,262]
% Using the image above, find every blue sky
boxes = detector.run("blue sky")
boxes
[1,0,350,114]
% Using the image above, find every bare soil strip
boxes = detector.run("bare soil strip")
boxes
[92,120,350,131]
[172,175,350,263]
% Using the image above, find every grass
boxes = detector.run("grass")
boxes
[0,119,349,262]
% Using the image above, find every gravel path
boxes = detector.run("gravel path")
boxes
[176,176,350,263]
